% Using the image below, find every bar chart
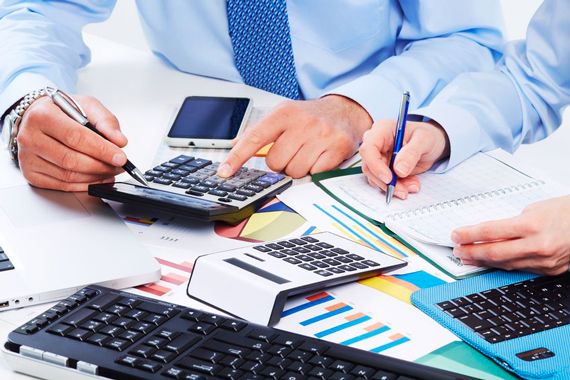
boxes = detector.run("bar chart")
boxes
[276,283,457,361]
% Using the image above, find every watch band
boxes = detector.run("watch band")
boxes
[5,88,48,165]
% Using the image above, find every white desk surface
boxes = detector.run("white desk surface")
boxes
[1,34,569,379]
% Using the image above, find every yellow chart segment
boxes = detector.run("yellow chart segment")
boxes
[359,276,418,304]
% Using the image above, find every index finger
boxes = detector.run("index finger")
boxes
[451,216,525,245]
[359,125,395,184]
[41,108,127,167]
[218,117,284,177]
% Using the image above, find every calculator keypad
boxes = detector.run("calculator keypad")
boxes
[254,236,379,277]
[143,155,285,204]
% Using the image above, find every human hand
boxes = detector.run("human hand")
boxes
[217,95,372,179]
[16,95,128,191]
[359,120,450,200]
[452,195,570,276]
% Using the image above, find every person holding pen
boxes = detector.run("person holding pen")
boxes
[360,0,570,275]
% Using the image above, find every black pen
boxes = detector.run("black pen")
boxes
[45,87,149,187]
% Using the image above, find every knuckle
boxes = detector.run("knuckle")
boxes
[60,150,77,171]
[65,128,84,148]
[62,169,76,183]
[486,249,502,262]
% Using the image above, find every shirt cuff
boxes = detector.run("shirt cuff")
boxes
[323,74,404,122]
[0,72,55,121]
[413,103,483,173]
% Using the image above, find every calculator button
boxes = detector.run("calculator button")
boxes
[323,259,341,266]
[346,254,365,261]
[144,175,155,182]
[328,267,345,274]
[315,270,333,277]
[277,241,296,248]
[312,261,330,268]
[153,165,171,172]
[209,189,228,197]
[268,251,286,259]
[219,184,237,192]
[186,190,204,197]
[172,169,190,176]
[339,265,357,272]
[316,242,334,249]
[296,255,314,262]
[145,170,161,177]
[172,181,192,189]
[332,248,349,255]
[169,155,194,165]
[162,162,179,168]
[162,173,181,180]
[266,243,282,250]
[190,185,209,193]
[252,180,270,189]
[253,246,272,252]
[187,159,212,169]
[299,264,317,271]
[289,239,307,245]
[301,236,319,243]
[350,262,369,270]
[244,184,263,193]
[236,189,255,197]
[202,180,219,188]
[178,165,198,173]
[218,198,232,203]
[153,178,173,185]
[257,173,284,184]
[284,257,302,265]
[362,260,380,267]
[180,177,200,184]
[228,194,247,201]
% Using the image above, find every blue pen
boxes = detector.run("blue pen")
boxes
[386,91,410,205]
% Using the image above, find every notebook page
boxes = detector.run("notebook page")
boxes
[389,181,555,246]
[322,153,535,223]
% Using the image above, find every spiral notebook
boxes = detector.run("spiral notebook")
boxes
[319,153,565,247]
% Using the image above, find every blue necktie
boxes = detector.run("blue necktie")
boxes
[227,0,301,100]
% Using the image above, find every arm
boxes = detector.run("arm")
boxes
[415,0,570,171]
[328,0,504,121]
[0,1,131,192]
[0,0,116,115]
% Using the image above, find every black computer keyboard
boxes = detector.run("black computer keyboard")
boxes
[5,286,473,380]
[89,155,292,224]
[437,273,570,344]
[0,246,14,272]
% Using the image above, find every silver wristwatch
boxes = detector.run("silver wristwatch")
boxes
[2,88,48,164]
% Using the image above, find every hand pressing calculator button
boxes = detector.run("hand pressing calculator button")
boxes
[88,155,292,224]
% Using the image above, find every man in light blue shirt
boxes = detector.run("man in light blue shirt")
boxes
[0,1,502,191]
[360,0,570,275]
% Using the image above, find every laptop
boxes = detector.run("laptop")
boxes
[412,271,570,379]
[0,181,161,311]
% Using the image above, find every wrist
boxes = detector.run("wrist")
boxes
[321,94,373,137]
[426,119,451,161]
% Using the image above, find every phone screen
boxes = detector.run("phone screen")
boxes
[168,96,251,140]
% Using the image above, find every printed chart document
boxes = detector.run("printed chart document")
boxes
[319,153,566,247]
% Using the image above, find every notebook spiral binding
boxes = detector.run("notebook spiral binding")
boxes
[386,180,545,221]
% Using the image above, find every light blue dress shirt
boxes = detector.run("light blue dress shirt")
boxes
[417,0,570,171]
[0,0,503,123]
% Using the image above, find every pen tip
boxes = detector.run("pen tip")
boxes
[386,186,394,205]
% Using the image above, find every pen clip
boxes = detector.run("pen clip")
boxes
[44,86,89,120]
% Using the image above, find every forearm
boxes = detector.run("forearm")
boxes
[0,1,116,115]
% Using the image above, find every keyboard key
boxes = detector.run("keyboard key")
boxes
[162,367,185,379]
[330,360,354,373]
[189,322,217,335]
[138,301,179,317]
[80,320,104,332]
[107,304,128,316]
[145,314,167,325]
[191,348,225,363]
[135,359,162,373]
[131,345,156,358]
[286,361,312,374]
[93,312,116,324]
[165,333,201,354]
[100,325,124,337]
[176,357,222,376]
[308,355,333,368]
[220,320,247,332]
[215,330,271,351]
[152,349,177,363]
[131,321,155,334]
[113,317,134,329]
[116,355,138,367]
[86,333,109,346]
[63,309,96,326]
[181,310,202,321]
[119,330,143,342]
[67,328,92,341]
[309,367,334,379]
[47,324,72,336]
[372,370,397,380]
[204,339,250,358]
[199,314,226,326]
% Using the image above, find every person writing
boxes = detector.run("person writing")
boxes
[0,1,502,191]
[360,0,570,275]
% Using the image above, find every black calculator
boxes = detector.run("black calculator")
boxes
[88,155,292,224]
